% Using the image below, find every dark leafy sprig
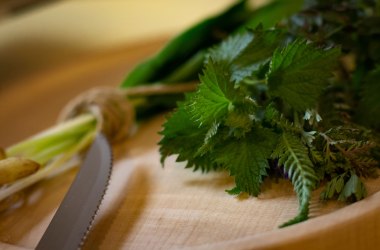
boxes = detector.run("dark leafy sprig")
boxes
[127,0,380,228]
[159,26,349,226]
[321,172,367,202]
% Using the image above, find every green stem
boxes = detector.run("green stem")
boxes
[33,138,79,165]
[1,82,198,203]
[0,130,96,202]
[7,114,96,161]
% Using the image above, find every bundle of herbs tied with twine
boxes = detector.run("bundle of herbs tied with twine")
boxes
[1,0,380,227]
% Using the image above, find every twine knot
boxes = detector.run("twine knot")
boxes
[59,87,135,143]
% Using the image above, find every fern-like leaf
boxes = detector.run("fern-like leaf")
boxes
[318,127,379,178]
[272,132,318,227]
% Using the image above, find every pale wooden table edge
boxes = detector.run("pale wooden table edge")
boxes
[185,190,380,250]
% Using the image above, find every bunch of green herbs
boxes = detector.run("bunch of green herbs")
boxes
[156,0,380,227]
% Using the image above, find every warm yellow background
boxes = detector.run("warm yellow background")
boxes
[0,0,269,84]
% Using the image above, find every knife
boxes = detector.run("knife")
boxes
[36,133,112,250]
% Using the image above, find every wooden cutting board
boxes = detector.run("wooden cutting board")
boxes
[1,38,380,250]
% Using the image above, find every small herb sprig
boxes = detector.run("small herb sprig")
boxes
[159,0,380,227]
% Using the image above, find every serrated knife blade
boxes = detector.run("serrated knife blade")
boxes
[36,133,112,250]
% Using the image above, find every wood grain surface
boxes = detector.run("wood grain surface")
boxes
[1,39,380,250]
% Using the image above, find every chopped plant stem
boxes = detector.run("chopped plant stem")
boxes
[32,138,80,165]
[0,130,96,202]
[46,157,81,179]
[6,114,96,157]
[0,157,40,185]
[1,81,198,207]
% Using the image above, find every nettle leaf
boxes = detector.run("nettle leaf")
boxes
[224,97,258,137]
[231,27,284,82]
[208,32,253,64]
[208,26,285,82]
[185,60,241,126]
[267,39,340,111]
[233,27,284,68]
[264,103,302,135]
[215,126,278,196]
[271,132,319,227]
[195,121,222,157]
[159,103,216,172]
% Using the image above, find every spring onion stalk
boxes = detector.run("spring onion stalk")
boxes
[0,83,197,207]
